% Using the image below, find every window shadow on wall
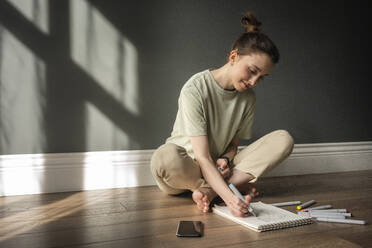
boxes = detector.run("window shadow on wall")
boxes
[0,0,148,245]
[0,0,145,154]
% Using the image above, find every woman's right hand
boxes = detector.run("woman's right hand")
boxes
[225,194,253,217]
[216,158,231,179]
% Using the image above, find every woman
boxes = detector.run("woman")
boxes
[151,12,294,217]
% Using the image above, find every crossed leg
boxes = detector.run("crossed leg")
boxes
[151,130,294,213]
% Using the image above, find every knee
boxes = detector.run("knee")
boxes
[151,143,188,176]
[272,130,294,156]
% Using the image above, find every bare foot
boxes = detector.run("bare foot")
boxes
[239,183,259,198]
[192,187,217,213]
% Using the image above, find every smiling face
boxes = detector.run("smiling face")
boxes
[229,50,274,92]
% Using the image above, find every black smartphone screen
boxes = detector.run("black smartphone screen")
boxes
[176,221,203,237]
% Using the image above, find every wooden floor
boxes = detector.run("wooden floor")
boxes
[1,170,372,248]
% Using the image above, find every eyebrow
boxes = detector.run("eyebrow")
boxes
[253,65,262,72]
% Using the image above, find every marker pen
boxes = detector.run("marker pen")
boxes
[305,205,332,210]
[297,200,316,210]
[271,201,302,207]
[301,208,348,213]
[316,217,367,225]
[298,212,346,219]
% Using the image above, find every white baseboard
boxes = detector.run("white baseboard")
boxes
[1,141,371,196]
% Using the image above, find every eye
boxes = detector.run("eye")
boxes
[248,68,257,74]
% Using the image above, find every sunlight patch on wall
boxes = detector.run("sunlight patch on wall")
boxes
[7,0,49,34]
[0,27,46,154]
[70,0,140,151]
[85,103,132,151]
[70,0,139,115]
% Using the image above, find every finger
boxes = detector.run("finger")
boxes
[235,196,249,209]
[220,163,228,169]
[230,208,243,217]
[229,199,249,215]
[216,159,226,167]
[230,206,248,217]
[234,199,249,212]
[238,204,249,213]
[232,196,243,206]
[245,194,252,204]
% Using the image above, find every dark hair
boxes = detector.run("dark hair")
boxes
[231,12,280,64]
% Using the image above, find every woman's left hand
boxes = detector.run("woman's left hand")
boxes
[216,158,231,179]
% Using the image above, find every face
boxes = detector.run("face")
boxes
[229,51,274,92]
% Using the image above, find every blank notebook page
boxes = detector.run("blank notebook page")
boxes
[213,201,313,232]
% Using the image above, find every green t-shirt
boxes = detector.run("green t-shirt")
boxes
[166,69,255,160]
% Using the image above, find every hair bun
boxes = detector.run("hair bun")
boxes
[241,12,261,33]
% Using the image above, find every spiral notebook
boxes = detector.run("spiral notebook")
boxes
[212,201,313,232]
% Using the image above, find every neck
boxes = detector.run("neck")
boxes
[210,64,235,91]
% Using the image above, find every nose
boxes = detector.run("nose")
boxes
[248,79,258,87]
[248,81,256,87]
[248,75,261,86]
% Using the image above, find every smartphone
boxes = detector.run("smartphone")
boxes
[176,221,203,237]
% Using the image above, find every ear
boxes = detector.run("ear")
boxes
[229,49,239,65]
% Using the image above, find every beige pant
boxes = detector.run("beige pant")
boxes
[150,130,294,195]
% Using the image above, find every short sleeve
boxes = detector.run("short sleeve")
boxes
[236,93,256,139]
[178,85,207,136]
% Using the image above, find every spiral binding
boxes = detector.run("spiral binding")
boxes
[259,217,313,231]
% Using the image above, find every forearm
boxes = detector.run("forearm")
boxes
[197,156,234,202]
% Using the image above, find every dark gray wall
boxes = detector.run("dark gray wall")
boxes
[0,0,371,155]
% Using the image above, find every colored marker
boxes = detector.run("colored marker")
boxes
[316,217,367,225]
[229,183,257,217]
[307,211,352,217]
[298,210,351,216]
[297,200,316,210]
[298,212,347,219]
[271,201,302,207]
[305,205,332,210]
[301,208,348,213]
